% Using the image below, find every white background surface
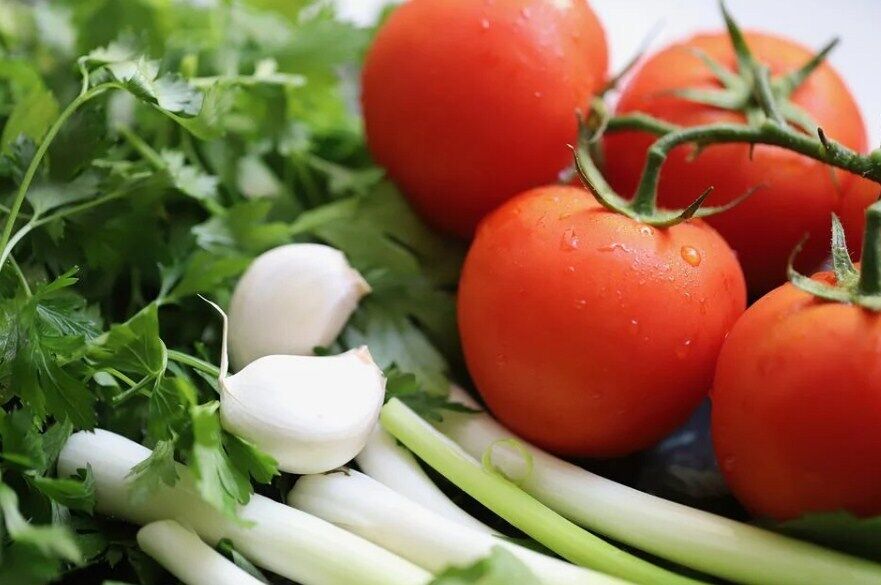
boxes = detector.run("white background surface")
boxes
[336,0,881,146]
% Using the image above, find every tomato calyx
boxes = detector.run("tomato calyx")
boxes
[789,200,881,310]
[673,2,838,136]
[574,2,881,231]
[574,106,759,228]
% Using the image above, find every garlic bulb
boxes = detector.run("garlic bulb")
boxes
[209,300,386,474]
[228,243,370,370]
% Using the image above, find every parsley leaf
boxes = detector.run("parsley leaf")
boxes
[384,367,478,423]
[775,512,881,563]
[430,547,540,585]
[3,273,97,429]
[126,439,178,505]
[0,481,82,564]
[28,467,96,514]
[88,303,166,379]
[187,402,253,519]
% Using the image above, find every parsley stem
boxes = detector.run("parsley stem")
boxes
[0,187,131,270]
[103,368,138,388]
[118,125,166,170]
[8,256,31,297]
[381,399,706,585]
[0,84,111,275]
[33,188,129,228]
[112,375,155,406]
[168,350,220,378]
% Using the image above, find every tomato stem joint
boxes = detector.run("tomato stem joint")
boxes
[789,200,881,310]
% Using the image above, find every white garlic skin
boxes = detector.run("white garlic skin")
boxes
[228,243,370,370]
[220,346,386,474]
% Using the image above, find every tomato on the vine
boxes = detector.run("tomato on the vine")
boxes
[712,266,881,521]
[458,185,746,457]
[362,0,608,238]
[841,175,881,259]
[604,32,867,295]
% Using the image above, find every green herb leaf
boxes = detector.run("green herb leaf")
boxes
[776,512,881,563]
[126,439,179,504]
[0,409,47,471]
[0,482,82,563]
[187,402,252,519]
[88,303,166,377]
[29,467,96,514]
[105,58,203,117]
[384,367,477,423]
[430,547,540,585]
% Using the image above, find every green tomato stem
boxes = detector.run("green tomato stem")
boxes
[380,398,706,585]
[858,200,881,296]
[625,120,881,216]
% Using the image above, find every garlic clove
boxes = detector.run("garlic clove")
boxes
[228,243,370,370]
[220,346,386,474]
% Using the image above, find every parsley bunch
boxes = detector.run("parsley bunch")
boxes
[0,1,463,582]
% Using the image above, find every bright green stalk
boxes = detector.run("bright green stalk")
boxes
[435,387,881,585]
[380,399,706,585]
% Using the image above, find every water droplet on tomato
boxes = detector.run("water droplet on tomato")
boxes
[629,319,640,335]
[533,91,543,99]
[681,246,702,267]
[675,339,693,359]
[560,227,580,251]
[574,299,587,310]
[480,17,491,30]
[597,242,632,253]
[566,265,576,274]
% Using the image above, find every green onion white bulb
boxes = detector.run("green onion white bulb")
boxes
[137,520,264,585]
[58,429,430,585]
[289,469,626,585]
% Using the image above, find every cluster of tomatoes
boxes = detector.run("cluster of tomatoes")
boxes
[362,0,881,523]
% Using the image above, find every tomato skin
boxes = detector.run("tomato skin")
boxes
[458,186,746,456]
[840,175,881,259]
[604,32,867,295]
[362,0,608,238]
[712,274,881,521]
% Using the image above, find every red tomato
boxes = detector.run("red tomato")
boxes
[604,32,867,295]
[712,271,881,520]
[362,0,608,238]
[458,185,746,456]
[841,175,881,259]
